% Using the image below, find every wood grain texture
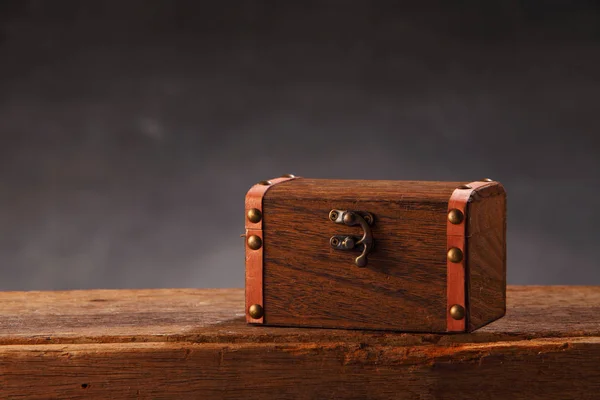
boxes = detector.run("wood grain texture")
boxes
[0,287,598,345]
[262,198,451,331]
[0,287,599,399]
[261,179,504,332]
[266,179,466,201]
[467,183,507,331]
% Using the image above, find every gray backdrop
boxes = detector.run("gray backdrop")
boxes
[0,1,598,290]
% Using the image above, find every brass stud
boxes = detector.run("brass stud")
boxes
[342,237,355,249]
[447,209,464,224]
[258,180,272,186]
[481,178,493,182]
[247,208,262,223]
[447,247,463,263]
[247,235,262,250]
[457,184,472,189]
[342,212,356,225]
[248,304,264,319]
[281,174,296,178]
[449,304,465,320]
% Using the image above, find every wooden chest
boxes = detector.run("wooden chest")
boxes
[245,176,506,333]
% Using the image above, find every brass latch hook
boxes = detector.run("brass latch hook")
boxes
[329,210,374,267]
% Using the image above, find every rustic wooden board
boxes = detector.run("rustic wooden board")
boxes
[1,287,599,399]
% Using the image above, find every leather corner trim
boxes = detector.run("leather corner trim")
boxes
[245,176,300,324]
[446,180,494,332]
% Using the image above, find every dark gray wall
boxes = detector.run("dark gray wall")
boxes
[0,1,598,290]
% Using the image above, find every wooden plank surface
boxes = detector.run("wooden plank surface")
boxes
[0,286,599,399]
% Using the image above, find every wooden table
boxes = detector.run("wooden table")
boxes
[1,286,599,399]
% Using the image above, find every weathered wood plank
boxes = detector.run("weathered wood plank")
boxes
[2,338,600,400]
[1,287,598,345]
[0,287,599,399]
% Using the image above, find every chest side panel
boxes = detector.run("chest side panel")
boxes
[466,184,507,331]
[262,180,456,332]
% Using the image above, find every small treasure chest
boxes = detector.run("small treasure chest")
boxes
[245,176,506,333]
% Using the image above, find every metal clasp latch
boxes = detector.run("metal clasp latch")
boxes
[329,209,374,267]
